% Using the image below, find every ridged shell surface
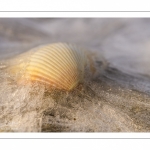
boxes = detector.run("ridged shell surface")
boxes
[9,43,87,91]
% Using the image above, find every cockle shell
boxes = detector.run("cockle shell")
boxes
[8,43,87,91]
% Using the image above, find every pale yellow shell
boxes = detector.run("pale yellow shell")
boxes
[8,43,87,91]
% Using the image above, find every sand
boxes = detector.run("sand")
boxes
[0,18,150,132]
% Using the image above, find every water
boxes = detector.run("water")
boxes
[0,18,150,132]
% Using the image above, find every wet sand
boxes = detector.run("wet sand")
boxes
[0,18,150,132]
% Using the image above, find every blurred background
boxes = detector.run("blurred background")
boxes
[0,18,150,76]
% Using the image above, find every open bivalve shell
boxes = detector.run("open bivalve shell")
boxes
[8,43,87,91]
